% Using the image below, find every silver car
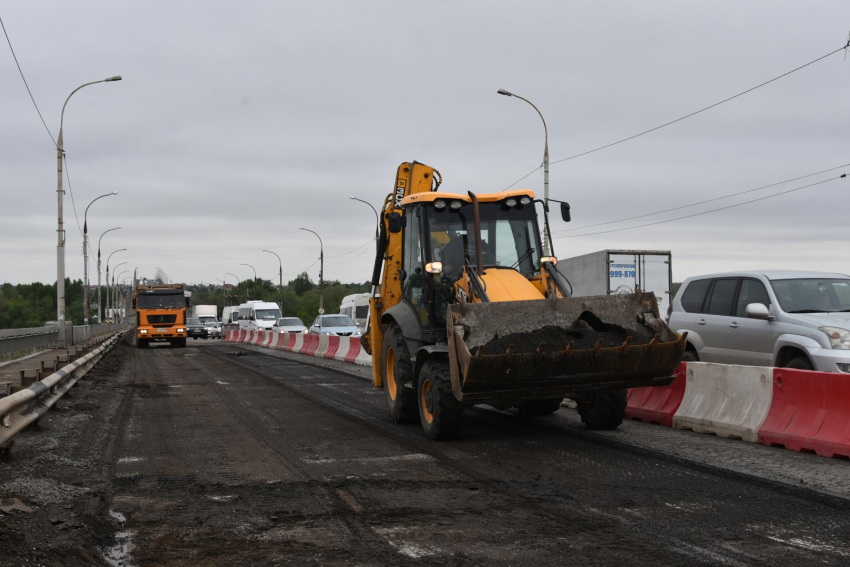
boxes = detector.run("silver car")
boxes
[668,270,850,372]
[309,314,362,337]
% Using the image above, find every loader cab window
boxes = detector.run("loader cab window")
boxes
[402,206,429,327]
[428,199,542,282]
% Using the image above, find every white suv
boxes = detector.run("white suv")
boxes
[668,270,850,372]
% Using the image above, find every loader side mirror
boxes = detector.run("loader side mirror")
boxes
[560,202,571,222]
[386,212,403,233]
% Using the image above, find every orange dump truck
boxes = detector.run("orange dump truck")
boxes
[133,284,188,348]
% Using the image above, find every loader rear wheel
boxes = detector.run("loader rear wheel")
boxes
[418,359,464,440]
[382,323,418,424]
[576,389,627,430]
[516,398,563,417]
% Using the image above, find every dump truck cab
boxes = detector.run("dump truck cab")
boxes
[367,162,684,439]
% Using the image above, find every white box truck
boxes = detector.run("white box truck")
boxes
[559,250,673,318]
[339,293,370,331]
[192,305,218,324]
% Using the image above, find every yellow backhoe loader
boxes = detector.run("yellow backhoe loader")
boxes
[364,162,685,439]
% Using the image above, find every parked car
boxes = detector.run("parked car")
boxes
[668,270,850,372]
[187,318,207,340]
[309,314,361,337]
[272,317,307,333]
[204,320,221,339]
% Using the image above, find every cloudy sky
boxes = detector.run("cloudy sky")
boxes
[2,1,848,287]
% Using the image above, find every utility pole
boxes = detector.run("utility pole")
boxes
[83,192,117,325]
[299,228,324,314]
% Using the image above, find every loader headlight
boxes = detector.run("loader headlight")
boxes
[425,261,443,274]
[450,200,463,210]
[505,198,518,208]
[520,196,532,205]
[819,326,850,350]
[541,256,558,265]
[434,199,446,210]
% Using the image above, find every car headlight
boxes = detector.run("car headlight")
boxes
[819,326,850,350]
[323,332,332,336]
[140,329,148,334]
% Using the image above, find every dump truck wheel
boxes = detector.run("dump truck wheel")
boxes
[418,359,464,440]
[516,399,563,417]
[576,390,627,430]
[382,323,418,424]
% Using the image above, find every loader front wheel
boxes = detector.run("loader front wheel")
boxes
[418,359,464,440]
[576,389,627,430]
[382,323,418,424]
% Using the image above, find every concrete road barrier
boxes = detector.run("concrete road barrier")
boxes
[673,363,773,442]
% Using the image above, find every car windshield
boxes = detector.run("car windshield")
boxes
[770,278,850,313]
[278,318,304,326]
[204,322,216,327]
[428,200,542,281]
[256,309,281,320]
[321,315,356,327]
[188,318,201,325]
[138,293,185,309]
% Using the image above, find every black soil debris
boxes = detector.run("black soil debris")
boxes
[475,317,646,355]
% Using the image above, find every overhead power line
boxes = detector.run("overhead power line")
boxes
[63,156,85,239]
[325,237,377,259]
[553,162,850,234]
[556,173,846,239]
[504,41,850,191]
[1,17,57,149]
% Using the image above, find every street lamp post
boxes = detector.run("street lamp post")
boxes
[114,269,129,321]
[83,191,118,325]
[55,76,122,347]
[226,273,241,303]
[106,249,127,323]
[97,228,122,323]
[497,88,551,255]
[262,250,284,313]
[110,261,128,322]
[299,228,324,315]
[240,263,257,300]
[349,196,379,239]
[216,278,229,307]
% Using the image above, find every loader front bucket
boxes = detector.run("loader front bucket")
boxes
[446,292,685,404]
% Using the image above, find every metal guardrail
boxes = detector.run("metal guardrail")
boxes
[0,330,125,450]
[0,323,126,361]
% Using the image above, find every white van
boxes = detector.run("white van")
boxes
[222,306,239,325]
[237,301,282,330]
[339,293,370,331]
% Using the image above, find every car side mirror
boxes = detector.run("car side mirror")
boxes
[386,212,403,233]
[746,303,771,321]
[560,202,571,222]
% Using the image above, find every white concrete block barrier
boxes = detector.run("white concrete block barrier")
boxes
[672,363,773,443]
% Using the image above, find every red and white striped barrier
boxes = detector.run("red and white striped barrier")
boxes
[626,361,850,459]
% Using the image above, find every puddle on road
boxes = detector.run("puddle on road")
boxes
[102,510,136,567]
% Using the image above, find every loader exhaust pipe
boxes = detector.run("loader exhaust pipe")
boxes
[467,191,484,273]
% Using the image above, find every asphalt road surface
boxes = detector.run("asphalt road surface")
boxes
[1,336,849,566]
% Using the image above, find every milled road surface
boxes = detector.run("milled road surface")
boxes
[2,337,850,566]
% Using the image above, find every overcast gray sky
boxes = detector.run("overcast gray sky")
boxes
[2,1,848,286]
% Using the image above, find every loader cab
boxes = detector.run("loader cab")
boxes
[398,190,544,341]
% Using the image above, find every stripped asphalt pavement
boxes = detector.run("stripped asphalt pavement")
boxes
[1,337,849,566]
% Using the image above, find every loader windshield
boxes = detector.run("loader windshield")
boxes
[427,201,542,282]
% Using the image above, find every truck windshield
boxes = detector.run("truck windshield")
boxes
[138,294,185,309]
[770,278,850,313]
[278,318,303,326]
[428,201,542,280]
[256,309,281,320]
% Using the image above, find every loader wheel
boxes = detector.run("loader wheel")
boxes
[418,359,464,440]
[382,323,418,424]
[516,398,563,417]
[576,389,627,430]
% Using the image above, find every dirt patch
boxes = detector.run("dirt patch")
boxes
[475,315,647,355]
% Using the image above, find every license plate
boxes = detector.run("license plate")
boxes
[157,329,169,333]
